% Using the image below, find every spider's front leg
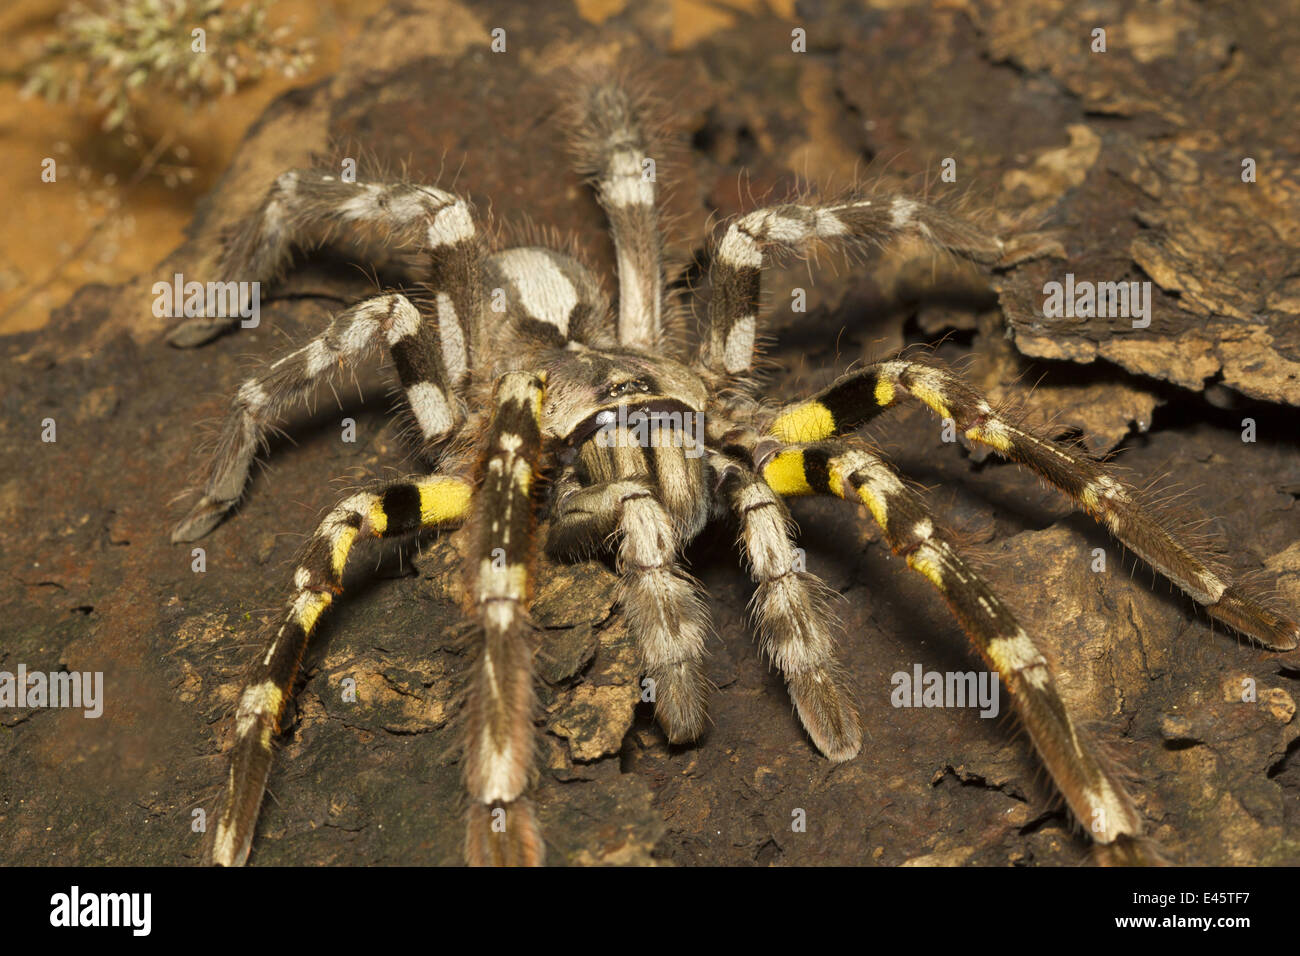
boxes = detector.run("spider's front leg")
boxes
[767,360,1300,651]
[210,474,472,866]
[759,440,1152,859]
[463,371,550,866]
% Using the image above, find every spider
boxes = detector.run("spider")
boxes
[170,71,1298,866]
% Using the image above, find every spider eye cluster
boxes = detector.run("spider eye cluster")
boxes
[607,378,653,398]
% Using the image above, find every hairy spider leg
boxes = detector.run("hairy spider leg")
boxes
[712,454,862,761]
[767,360,1300,651]
[701,196,1010,379]
[761,440,1155,858]
[464,371,548,866]
[566,77,665,350]
[210,475,472,866]
[172,292,464,541]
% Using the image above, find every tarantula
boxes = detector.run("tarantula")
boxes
[170,72,1298,866]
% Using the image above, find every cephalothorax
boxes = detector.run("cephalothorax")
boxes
[171,71,1298,866]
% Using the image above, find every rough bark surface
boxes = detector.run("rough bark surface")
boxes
[2,0,1298,866]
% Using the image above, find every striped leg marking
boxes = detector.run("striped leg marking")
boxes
[210,475,472,866]
[167,172,482,388]
[766,359,1300,650]
[703,198,1006,377]
[713,456,861,762]
[172,293,462,542]
[760,442,1147,848]
[484,247,613,348]
[464,371,547,866]
[567,80,664,349]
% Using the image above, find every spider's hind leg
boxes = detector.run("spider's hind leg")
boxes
[171,174,487,540]
[698,195,1027,381]
[172,292,463,542]
[168,171,483,363]
[563,75,666,350]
